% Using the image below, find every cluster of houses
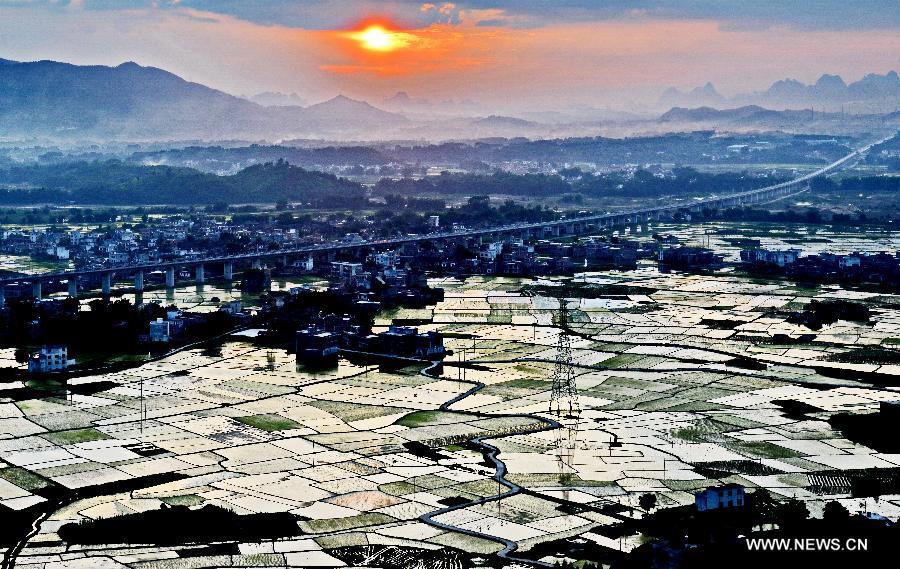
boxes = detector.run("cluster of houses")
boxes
[364,237,660,278]
[741,247,900,284]
[659,245,725,270]
[296,322,445,366]
[0,216,329,273]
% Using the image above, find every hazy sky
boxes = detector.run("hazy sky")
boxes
[0,0,897,110]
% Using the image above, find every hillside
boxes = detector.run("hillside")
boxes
[0,59,405,140]
[0,159,366,206]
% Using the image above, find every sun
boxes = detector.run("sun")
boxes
[359,26,394,51]
[347,24,411,52]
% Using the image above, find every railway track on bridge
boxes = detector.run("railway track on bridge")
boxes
[0,134,893,295]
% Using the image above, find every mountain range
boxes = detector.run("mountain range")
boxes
[0,57,897,142]
[660,72,900,112]
[0,58,405,140]
[248,91,307,107]
[658,104,900,134]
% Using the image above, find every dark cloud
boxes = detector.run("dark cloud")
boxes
[9,0,900,30]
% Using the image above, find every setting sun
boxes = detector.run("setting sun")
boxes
[348,24,410,52]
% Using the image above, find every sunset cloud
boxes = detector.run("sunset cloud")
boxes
[0,1,896,111]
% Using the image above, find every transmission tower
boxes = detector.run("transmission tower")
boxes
[550,298,581,488]
[550,298,579,416]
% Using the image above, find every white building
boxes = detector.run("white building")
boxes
[479,242,504,261]
[292,256,314,271]
[331,262,364,279]
[28,345,73,373]
[695,484,745,511]
[149,318,171,342]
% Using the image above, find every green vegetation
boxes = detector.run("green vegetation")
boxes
[0,159,365,207]
[394,410,477,428]
[42,428,111,446]
[301,513,394,534]
[160,494,205,507]
[726,440,802,459]
[0,467,52,491]
[669,419,733,443]
[376,168,786,200]
[235,414,302,432]
[600,354,646,369]
[827,346,900,364]
[496,378,552,389]
[378,481,420,496]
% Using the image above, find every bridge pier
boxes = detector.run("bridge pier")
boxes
[31,281,42,301]
[251,259,261,270]
[224,262,233,280]
[102,273,112,296]
[68,278,78,298]
[195,264,205,284]
[0,286,4,308]
[166,267,175,288]
[134,270,144,292]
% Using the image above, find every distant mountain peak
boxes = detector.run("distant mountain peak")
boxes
[249,91,305,107]
[303,94,407,126]
[815,73,847,88]
[311,94,378,110]
[472,115,538,128]
[387,91,411,103]
[658,82,725,108]
[382,91,430,109]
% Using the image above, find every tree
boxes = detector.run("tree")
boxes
[639,493,658,511]
[14,347,31,364]
[823,501,850,525]
[775,499,808,529]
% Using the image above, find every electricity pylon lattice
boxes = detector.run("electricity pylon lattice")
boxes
[549,298,580,488]
[550,299,579,417]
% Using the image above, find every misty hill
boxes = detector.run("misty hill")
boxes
[660,72,900,112]
[659,105,839,126]
[132,145,390,174]
[0,159,366,206]
[760,71,900,109]
[0,59,406,140]
[301,95,406,130]
[659,82,726,109]
[657,104,900,134]
[249,91,306,107]
[660,105,774,122]
[382,91,430,111]
[472,115,539,128]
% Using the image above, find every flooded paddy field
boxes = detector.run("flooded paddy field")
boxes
[4,235,900,566]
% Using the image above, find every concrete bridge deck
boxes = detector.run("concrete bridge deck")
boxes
[0,134,892,303]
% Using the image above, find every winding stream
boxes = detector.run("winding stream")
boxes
[417,360,561,568]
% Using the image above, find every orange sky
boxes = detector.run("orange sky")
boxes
[0,3,897,110]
